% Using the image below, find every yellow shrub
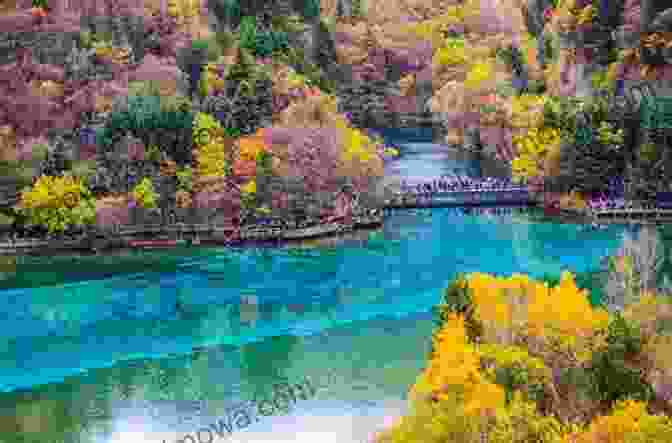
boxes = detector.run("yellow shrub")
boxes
[488,391,570,443]
[167,0,199,23]
[237,129,267,163]
[193,112,222,146]
[200,65,226,96]
[465,272,610,356]
[564,399,672,443]
[423,313,509,439]
[380,314,569,443]
[511,126,562,183]
[433,45,467,66]
[334,115,384,176]
[18,175,96,233]
[558,190,587,210]
[193,112,230,178]
[241,179,256,195]
[464,60,494,91]
[427,313,484,395]
[479,344,551,385]
[19,175,87,210]
[402,7,465,42]
[383,147,399,157]
[508,94,547,128]
[131,177,158,209]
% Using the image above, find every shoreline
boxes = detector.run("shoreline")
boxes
[0,215,385,257]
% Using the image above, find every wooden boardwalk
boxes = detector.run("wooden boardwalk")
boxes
[0,215,385,254]
[588,208,672,224]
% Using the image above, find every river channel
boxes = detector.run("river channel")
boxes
[0,139,630,443]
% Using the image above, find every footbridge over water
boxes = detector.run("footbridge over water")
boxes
[383,186,535,210]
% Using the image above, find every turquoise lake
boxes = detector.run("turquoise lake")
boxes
[0,141,632,443]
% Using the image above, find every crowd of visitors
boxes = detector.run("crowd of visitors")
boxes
[587,196,628,211]
[398,176,522,197]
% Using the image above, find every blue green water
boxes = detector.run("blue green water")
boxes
[0,208,628,443]
[0,142,631,443]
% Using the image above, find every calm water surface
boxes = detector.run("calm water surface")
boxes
[0,143,629,443]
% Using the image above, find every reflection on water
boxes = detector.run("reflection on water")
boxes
[0,310,429,443]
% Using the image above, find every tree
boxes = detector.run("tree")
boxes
[264,126,343,194]
[209,0,240,30]
[302,0,320,20]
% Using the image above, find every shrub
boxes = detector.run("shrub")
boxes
[433,38,467,66]
[223,46,272,96]
[382,313,568,443]
[379,269,672,443]
[130,177,158,209]
[191,39,210,52]
[167,0,200,24]
[192,178,240,210]
[200,63,226,96]
[255,148,273,177]
[511,127,562,183]
[95,195,131,229]
[587,312,653,406]
[238,16,257,52]
[17,175,97,233]
[271,14,305,33]
[214,30,237,51]
[276,47,334,94]
[301,0,319,19]
[434,274,483,345]
[252,30,290,57]
[193,112,231,178]
[193,111,223,147]
[210,0,240,26]
[566,399,672,443]
[199,37,224,62]
[479,344,550,405]
[32,0,49,10]
[263,126,344,193]
[176,166,193,192]
[69,160,97,181]
[98,93,194,165]
[465,271,610,357]
[464,60,495,91]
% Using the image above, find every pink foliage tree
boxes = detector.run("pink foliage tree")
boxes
[193,187,241,215]
[15,136,49,163]
[559,59,578,96]
[351,62,386,82]
[476,0,513,34]
[479,126,516,162]
[385,95,419,114]
[388,41,433,74]
[127,54,180,86]
[95,200,131,229]
[264,127,343,194]
[622,0,642,31]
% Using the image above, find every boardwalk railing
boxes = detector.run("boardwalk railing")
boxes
[0,214,386,253]
[387,187,533,208]
[591,208,672,220]
[396,186,529,195]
